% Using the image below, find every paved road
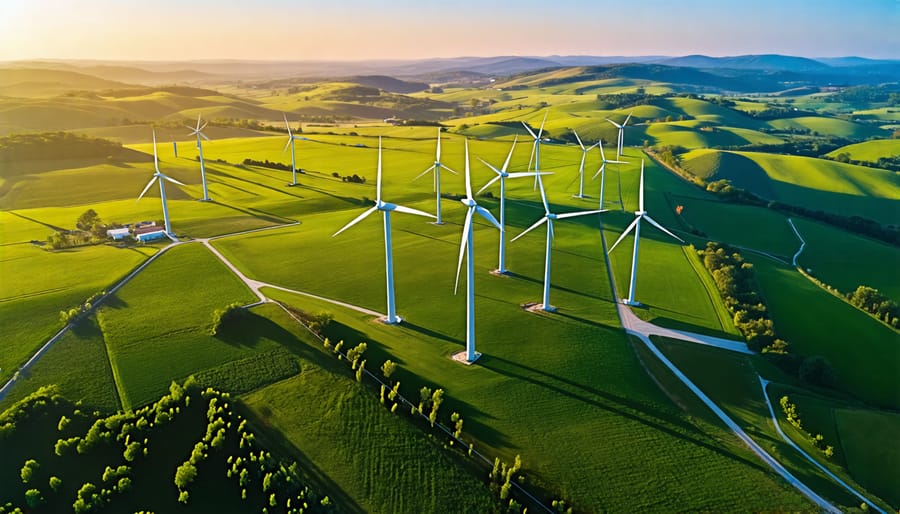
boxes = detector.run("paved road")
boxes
[759,377,884,513]
[617,303,753,354]
[787,218,806,267]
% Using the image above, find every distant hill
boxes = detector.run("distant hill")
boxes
[815,57,900,67]
[658,54,831,72]
[0,68,136,97]
[344,75,428,93]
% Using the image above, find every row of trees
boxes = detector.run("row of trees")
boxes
[847,286,900,328]
[0,132,124,166]
[779,396,835,459]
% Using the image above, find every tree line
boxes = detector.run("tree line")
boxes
[0,133,124,166]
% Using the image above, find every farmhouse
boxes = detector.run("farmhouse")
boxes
[106,227,130,240]
[134,226,167,242]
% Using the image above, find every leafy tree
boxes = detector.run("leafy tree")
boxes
[49,476,62,492]
[798,356,836,388]
[76,209,102,231]
[20,459,38,483]
[381,359,397,380]
[174,462,198,490]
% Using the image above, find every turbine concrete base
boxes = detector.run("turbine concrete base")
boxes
[198,198,213,203]
[621,299,644,307]
[489,269,510,277]
[428,221,446,226]
[523,302,556,313]
[451,351,482,365]
[377,315,403,325]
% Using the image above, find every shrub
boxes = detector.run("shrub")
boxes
[209,302,245,336]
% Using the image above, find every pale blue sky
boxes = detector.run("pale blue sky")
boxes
[1,0,897,61]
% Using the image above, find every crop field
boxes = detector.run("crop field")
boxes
[97,243,259,409]
[0,315,120,412]
[750,257,900,410]
[242,325,498,514]
[0,241,155,383]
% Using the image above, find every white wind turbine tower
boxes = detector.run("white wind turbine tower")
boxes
[606,112,633,160]
[187,114,211,201]
[333,137,435,324]
[413,128,457,224]
[572,130,599,199]
[455,139,502,363]
[591,139,628,209]
[283,113,308,186]
[608,160,685,306]
[512,174,605,312]
[476,136,549,274]
[137,129,186,239]
[523,111,548,190]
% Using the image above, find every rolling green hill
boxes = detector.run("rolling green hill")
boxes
[826,138,900,163]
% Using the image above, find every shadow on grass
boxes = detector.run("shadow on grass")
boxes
[648,315,741,341]
[478,353,771,474]
[505,271,608,302]
[397,320,461,347]
[6,210,68,232]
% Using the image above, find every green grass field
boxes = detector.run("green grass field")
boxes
[0,242,156,383]
[834,408,900,508]
[97,243,258,409]
[750,257,900,410]
[766,116,886,139]
[826,138,900,163]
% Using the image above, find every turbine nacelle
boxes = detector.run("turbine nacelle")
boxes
[460,198,477,208]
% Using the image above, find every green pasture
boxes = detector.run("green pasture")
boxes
[97,243,258,409]
[679,149,900,223]
[652,337,892,511]
[834,408,900,507]
[750,257,900,410]
[792,217,900,300]
[674,197,798,257]
[766,116,886,139]
[0,242,154,383]
[826,138,900,163]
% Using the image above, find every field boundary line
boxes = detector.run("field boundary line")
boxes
[758,377,885,513]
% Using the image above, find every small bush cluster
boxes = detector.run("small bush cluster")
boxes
[779,396,834,459]
[208,302,246,336]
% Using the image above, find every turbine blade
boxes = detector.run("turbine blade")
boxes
[283,113,292,136]
[393,204,436,219]
[556,209,606,219]
[152,128,160,173]
[511,216,547,242]
[606,118,621,129]
[200,132,210,141]
[537,171,549,213]
[283,138,292,154]
[435,128,441,161]
[608,217,640,253]
[644,215,685,243]
[464,139,472,200]
[137,176,158,202]
[199,121,208,132]
[501,136,517,172]
[376,137,383,204]
[624,112,632,126]
[478,157,502,177]
[592,162,606,180]
[413,165,435,181]
[573,130,584,150]
[333,205,378,237]
[455,210,473,294]
[442,165,459,175]
[474,205,501,230]
[527,139,537,171]
[537,111,548,140]
[506,171,551,179]
[597,139,607,161]
[521,121,537,140]
[609,159,628,164]
[160,173,186,187]
[639,160,645,212]
[476,175,501,195]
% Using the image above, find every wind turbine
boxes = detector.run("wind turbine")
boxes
[186,114,211,201]
[137,129,186,239]
[608,160,685,306]
[572,130,599,199]
[455,139,502,363]
[523,111,548,190]
[333,137,435,324]
[413,128,457,224]
[512,174,605,312]
[477,137,549,274]
[591,139,628,209]
[606,111,632,160]
[283,113,308,186]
